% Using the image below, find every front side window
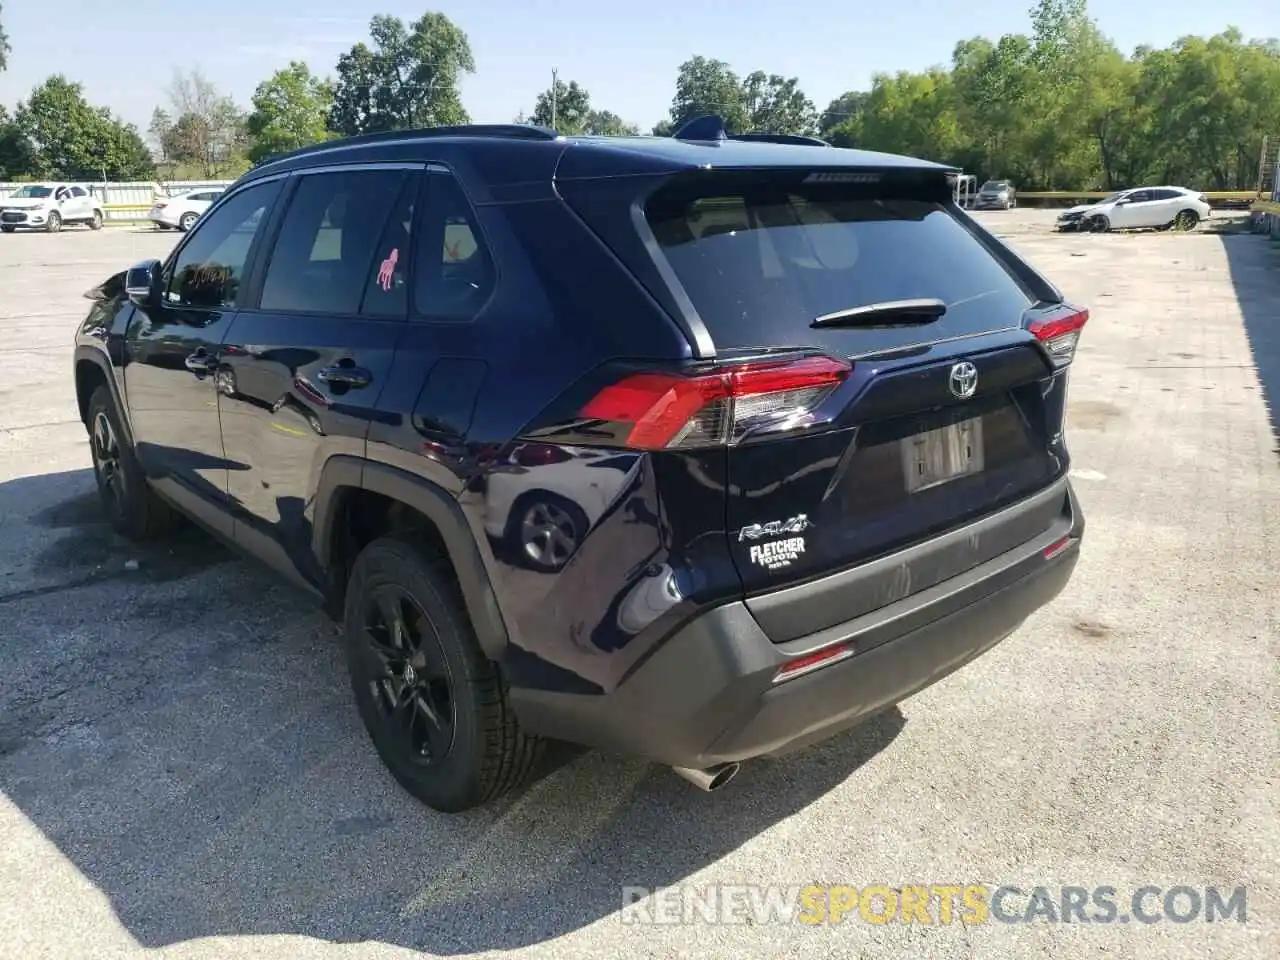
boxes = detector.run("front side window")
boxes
[71,186,87,198]
[163,179,282,310]
[413,171,494,322]
[259,168,408,315]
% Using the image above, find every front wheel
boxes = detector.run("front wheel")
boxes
[89,209,103,231]
[86,386,180,540]
[0,226,14,234]
[45,211,62,233]
[343,536,544,812]
[1089,215,1110,233]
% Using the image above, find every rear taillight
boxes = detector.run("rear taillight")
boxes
[580,355,852,450]
[1028,307,1088,369]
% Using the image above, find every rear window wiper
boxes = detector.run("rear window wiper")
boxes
[811,298,947,329]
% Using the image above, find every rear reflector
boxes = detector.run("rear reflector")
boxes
[1028,308,1088,368]
[1043,535,1076,560]
[773,642,854,684]
[580,355,851,450]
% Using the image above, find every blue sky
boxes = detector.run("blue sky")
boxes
[1,0,1277,138]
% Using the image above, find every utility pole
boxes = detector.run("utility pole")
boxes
[551,67,558,130]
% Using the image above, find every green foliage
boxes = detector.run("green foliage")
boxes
[149,70,247,178]
[0,2,10,73]
[0,106,38,179]
[246,61,335,163]
[330,12,474,136]
[662,58,816,136]
[13,76,155,180]
[819,1,1280,191]
[526,78,639,135]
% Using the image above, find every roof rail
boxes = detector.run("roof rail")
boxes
[254,123,561,169]
[671,115,831,147]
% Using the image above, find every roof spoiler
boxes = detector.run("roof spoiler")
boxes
[672,114,832,147]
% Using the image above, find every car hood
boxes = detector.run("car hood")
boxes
[1062,202,1103,216]
[0,199,49,210]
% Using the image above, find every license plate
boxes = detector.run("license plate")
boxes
[901,417,985,493]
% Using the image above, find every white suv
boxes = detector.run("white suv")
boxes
[0,183,105,233]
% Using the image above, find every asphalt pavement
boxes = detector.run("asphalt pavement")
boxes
[0,212,1275,959]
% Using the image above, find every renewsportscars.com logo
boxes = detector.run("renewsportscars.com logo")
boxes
[620,884,1249,926]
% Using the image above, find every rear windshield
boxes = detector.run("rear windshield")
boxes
[645,182,1033,351]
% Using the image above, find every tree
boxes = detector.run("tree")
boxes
[0,2,10,73]
[155,69,247,177]
[329,12,474,135]
[246,61,334,163]
[530,78,590,132]
[526,78,639,135]
[584,110,639,136]
[13,76,154,180]
[0,106,37,179]
[741,72,818,135]
[667,56,749,133]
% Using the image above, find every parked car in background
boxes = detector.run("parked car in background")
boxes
[0,183,105,232]
[1056,186,1210,233]
[73,116,1087,812]
[975,180,1017,209]
[149,188,225,232]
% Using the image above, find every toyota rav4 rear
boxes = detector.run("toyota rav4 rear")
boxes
[511,145,1085,786]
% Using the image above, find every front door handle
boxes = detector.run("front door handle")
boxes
[317,364,373,388]
[185,350,216,374]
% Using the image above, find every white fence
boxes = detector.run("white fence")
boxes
[0,180,236,221]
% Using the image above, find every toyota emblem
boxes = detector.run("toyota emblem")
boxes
[949,361,978,400]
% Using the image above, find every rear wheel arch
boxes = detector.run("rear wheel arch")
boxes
[314,456,511,660]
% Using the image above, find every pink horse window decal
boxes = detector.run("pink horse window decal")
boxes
[377,248,399,291]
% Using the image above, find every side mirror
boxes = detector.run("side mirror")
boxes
[125,259,162,307]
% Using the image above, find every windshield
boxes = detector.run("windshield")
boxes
[981,181,1008,191]
[9,185,54,199]
[1099,192,1127,205]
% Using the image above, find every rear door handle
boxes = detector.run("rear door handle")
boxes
[317,364,373,388]
[185,350,216,374]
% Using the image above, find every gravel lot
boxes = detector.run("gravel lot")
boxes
[0,210,1276,960]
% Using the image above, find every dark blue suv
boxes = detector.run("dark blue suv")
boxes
[73,117,1086,811]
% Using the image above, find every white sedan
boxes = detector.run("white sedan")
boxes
[149,188,224,232]
[1056,186,1212,233]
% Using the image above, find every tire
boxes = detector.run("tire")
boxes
[45,211,62,233]
[1173,209,1200,232]
[504,491,589,573]
[89,209,104,231]
[179,211,199,232]
[343,535,544,812]
[86,385,181,541]
[1,226,14,233]
[1089,215,1110,233]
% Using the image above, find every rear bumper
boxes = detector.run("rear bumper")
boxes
[513,480,1085,768]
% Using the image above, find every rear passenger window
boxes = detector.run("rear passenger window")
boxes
[361,177,418,319]
[413,172,494,321]
[259,169,407,315]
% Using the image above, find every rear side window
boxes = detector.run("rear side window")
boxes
[259,168,407,315]
[645,181,1033,350]
[412,171,494,322]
